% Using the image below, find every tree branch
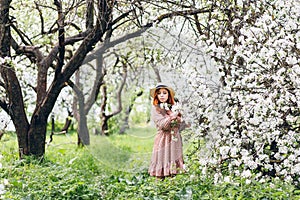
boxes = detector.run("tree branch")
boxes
[0,98,9,114]
[84,7,210,65]
[107,63,127,118]
[54,0,65,79]
[154,8,210,25]
[86,0,94,29]
[34,1,45,35]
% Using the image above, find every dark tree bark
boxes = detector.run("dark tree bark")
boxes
[0,0,10,57]
[0,0,30,158]
[0,131,3,140]
[61,110,73,133]
[100,83,109,135]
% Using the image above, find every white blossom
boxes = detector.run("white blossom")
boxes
[227,36,234,45]
[224,176,231,183]
[0,184,5,195]
[132,0,300,184]
[220,146,230,157]
[241,170,252,178]
[291,164,300,174]
[286,56,298,65]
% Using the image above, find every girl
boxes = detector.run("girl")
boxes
[148,83,184,179]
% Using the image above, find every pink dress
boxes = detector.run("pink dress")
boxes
[148,105,184,177]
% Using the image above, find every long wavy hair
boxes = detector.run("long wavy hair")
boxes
[152,88,175,106]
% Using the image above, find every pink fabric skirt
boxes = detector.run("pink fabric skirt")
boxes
[148,129,184,177]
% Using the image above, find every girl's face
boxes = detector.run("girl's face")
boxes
[157,88,169,103]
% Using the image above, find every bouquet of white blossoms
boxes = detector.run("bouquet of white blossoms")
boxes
[171,102,182,115]
[159,102,182,141]
[160,102,171,110]
[170,102,182,142]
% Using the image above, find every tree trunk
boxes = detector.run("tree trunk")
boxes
[71,70,90,145]
[0,0,30,158]
[61,110,72,133]
[77,92,90,145]
[100,115,109,136]
[119,106,131,134]
[100,83,108,135]
[48,114,55,144]
[77,111,90,145]
[27,115,47,157]
[120,90,143,134]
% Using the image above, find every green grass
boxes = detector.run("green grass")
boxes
[1,126,300,199]
[87,126,156,173]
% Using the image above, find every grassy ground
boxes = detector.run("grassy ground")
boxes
[87,126,155,173]
[1,126,300,199]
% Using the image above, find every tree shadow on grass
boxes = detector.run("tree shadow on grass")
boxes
[87,135,151,173]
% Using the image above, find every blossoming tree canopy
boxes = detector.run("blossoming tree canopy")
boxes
[190,0,300,183]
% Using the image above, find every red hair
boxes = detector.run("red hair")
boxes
[152,88,175,106]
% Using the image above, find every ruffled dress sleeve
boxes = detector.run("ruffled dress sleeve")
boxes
[151,106,173,131]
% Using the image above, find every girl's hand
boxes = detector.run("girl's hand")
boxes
[170,112,178,120]
[176,116,182,123]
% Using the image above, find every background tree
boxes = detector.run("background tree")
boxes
[1,0,115,158]
[0,0,210,158]
[69,25,153,139]
[0,0,12,142]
